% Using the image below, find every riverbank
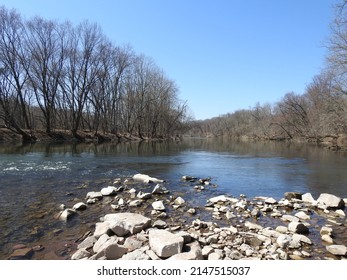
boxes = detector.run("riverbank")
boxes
[7,174,347,260]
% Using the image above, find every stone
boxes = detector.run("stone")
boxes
[292,234,312,245]
[152,201,165,211]
[153,220,167,229]
[277,234,292,248]
[320,226,333,236]
[86,191,103,200]
[128,200,142,207]
[77,236,97,250]
[121,248,150,260]
[94,221,112,238]
[317,193,345,209]
[282,214,299,223]
[137,191,152,200]
[251,208,261,218]
[326,245,347,256]
[245,221,263,231]
[208,195,235,203]
[123,237,143,252]
[176,231,192,244]
[59,209,76,221]
[202,246,214,257]
[149,229,184,258]
[321,234,334,243]
[335,209,345,216]
[276,226,288,234]
[133,173,164,184]
[93,234,112,253]
[174,196,185,206]
[265,197,277,204]
[72,202,87,211]
[71,248,91,260]
[100,186,118,196]
[208,252,223,260]
[288,222,309,234]
[284,192,302,200]
[146,249,161,260]
[152,184,169,194]
[10,247,33,259]
[301,193,316,204]
[187,208,196,214]
[86,198,96,204]
[104,213,151,235]
[295,211,310,220]
[168,241,203,260]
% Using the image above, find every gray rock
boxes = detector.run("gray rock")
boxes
[133,173,164,184]
[121,248,150,260]
[282,214,300,223]
[317,193,345,209]
[59,209,76,221]
[123,237,143,252]
[276,226,288,234]
[152,200,165,211]
[152,220,167,229]
[146,249,161,260]
[284,192,302,200]
[137,191,152,200]
[202,246,214,257]
[77,236,97,250]
[86,191,103,200]
[128,200,142,207]
[288,222,309,234]
[245,221,263,231]
[71,248,91,260]
[104,213,151,235]
[265,197,277,204]
[152,184,169,194]
[292,234,312,245]
[149,229,184,258]
[295,211,310,220]
[174,196,185,206]
[94,221,112,238]
[326,245,347,256]
[187,208,196,214]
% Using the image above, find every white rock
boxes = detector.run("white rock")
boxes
[208,252,222,260]
[292,234,312,245]
[73,202,87,211]
[244,221,263,231]
[282,215,300,223]
[137,191,152,200]
[101,186,118,196]
[71,248,91,260]
[86,191,103,200]
[326,245,347,256]
[202,246,214,257]
[295,211,310,220]
[276,226,288,234]
[104,213,151,235]
[187,208,196,214]
[152,200,165,211]
[301,193,316,204]
[320,226,333,236]
[59,209,76,221]
[121,248,150,260]
[277,234,292,248]
[128,200,142,207]
[335,209,345,217]
[152,184,169,194]
[265,197,277,204]
[288,222,309,234]
[174,196,185,206]
[118,198,125,206]
[149,229,184,258]
[208,195,235,203]
[94,221,111,238]
[317,193,345,209]
[133,173,164,184]
[168,241,203,260]
[321,234,334,243]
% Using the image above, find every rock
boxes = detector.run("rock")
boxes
[208,195,235,203]
[86,191,103,200]
[77,236,97,250]
[118,198,125,206]
[326,245,347,256]
[335,209,345,216]
[149,229,184,258]
[128,188,137,198]
[282,214,299,223]
[202,246,214,257]
[277,234,292,248]
[59,209,76,221]
[10,247,33,259]
[123,237,143,252]
[137,191,152,200]
[152,201,165,211]
[176,231,192,244]
[245,221,263,231]
[71,248,91,260]
[72,202,87,211]
[295,211,310,220]
[265,197,277,204]
[288,222,309,234]
[320,226,333,236]
[301,193,316,204]
[174,196,185,206]
[276,226,288,234]
[128,200,142,207]
[317,193,345,209]
[152,184,169,194]
[133,173,164,184]
[146,249,161,260]
[182,175,197,181]
[104,213,151,235]
[121,248,150,260]
[321,234,334,243]
[251,208,261,218]
[284,192,302,200]
[93,234,112,253]
[187,208,196,214]
[86,198,97,204]
[292,234,312,245]
[208,252,223,260]
[100,186,118,196]
[153,220,167,229]
[94,221,112,238]
[168,241,203,260]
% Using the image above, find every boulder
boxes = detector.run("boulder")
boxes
[301,193,316,204]
[77,236,97,250]
[317,193,345,209]
[149,229,184,258]
[292,234,312,245]
[284,192,302,200]
[100,186,118,196]
[152,201,165,211]
[72,202,87,211]
[104,213,151,235]
[326,245,347,256]
[133,174,164,184]
[288,222,309,234]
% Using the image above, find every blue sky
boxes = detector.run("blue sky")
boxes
[0,0,338,120]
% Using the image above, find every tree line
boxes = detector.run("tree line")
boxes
[0,6,189,142]
[189,1,347,143]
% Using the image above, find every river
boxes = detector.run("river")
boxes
[0,138,346,259]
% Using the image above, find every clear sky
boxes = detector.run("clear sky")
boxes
[0,0,338,120]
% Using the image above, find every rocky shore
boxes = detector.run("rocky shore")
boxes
[8,174,347,260]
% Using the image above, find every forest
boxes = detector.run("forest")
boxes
[190,1,347,145]
[0,6,189,142]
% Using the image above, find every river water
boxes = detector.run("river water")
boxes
[0,138,346,259]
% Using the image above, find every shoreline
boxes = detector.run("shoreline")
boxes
[7,174,347,260]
